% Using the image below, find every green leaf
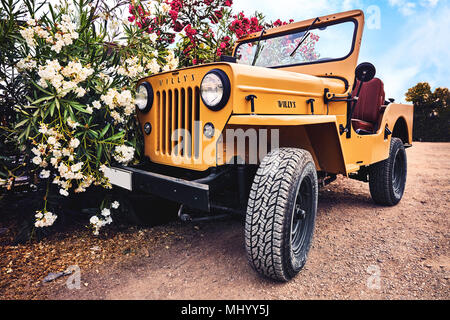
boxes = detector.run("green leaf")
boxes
[68,101,92,114]
[99,123,110,139]
[49,101,56,117]
[30,79,53,95]
[14,118,29,129]
[102,131,125,143]
[63,108,68,122]
[96,144,103,166]
[88,130,99,139]
[32,95,53,105]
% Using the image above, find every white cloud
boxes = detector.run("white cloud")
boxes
[389,0,439,16]
[376,5,450,101]
[420,0,439,8]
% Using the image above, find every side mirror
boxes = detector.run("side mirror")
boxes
[355,62,376,83]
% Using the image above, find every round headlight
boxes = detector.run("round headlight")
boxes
[135,82,153,113]
[200,69,231,111]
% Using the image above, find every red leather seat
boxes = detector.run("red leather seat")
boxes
[351,78,385,134]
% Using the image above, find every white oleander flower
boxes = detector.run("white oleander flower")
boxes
[101,208,111,217]
[40,159,48,168]
[113,145,135,164]
[69,138,80,149]
[53,176,61,185]
[39,123,48,135]
[166,50,179,71]
[35,211,57,228]
[90,215,99,225]
[71,162,84,173]
[149,33,158,43]
[32,156,42,165]
[160,3,171,13]
[52,149,62,158]
[74,172,84,180]
[34,26,50,39]
[92,101,101,109]
[111,201,120,209]
[147,58,160,74]
[17,56,37,71]
[62,80,77,92]
[101,88,119,107]
[47,136,57,145]
[59,189,69,197]
[111,111,124,124]
[31,147,40,157]
[50,157,59,167]
[62,148,72,157]
[117,90,134,109]
[40,170,51,179]
[20,27,36,48]
[74,86,86,98]
[67,118,79,129]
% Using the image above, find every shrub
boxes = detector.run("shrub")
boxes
[5,0,178,234]
[128,0,293,66]
[0,0,31,189]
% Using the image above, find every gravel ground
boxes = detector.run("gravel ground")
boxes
[1,142,449,300]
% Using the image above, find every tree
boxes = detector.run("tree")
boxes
[405,82,449,142]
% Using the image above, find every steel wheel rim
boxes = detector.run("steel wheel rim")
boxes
[291,176,313,256]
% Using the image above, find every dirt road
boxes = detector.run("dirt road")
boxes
[2,143,449,300]
[45,142,448,300]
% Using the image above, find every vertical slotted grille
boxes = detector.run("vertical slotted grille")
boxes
[155,86,201,160]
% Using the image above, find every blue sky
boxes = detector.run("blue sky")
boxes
[234,0,450,102]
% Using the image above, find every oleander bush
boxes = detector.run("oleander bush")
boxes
[1,0,180,236]
[0,0,290,239]
[128,0,294,66]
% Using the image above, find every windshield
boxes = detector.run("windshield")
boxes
[235,20,356,68]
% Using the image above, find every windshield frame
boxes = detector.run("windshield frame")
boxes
[233,18,359,69]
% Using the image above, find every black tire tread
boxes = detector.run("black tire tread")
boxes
[245,148,317,282]
[369,138,407,206]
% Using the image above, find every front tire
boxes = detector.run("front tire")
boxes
[245,148,318,282]
[369,138,407,206]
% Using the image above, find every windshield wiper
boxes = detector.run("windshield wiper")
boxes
[251,28,266,66]
[290,17,320,57]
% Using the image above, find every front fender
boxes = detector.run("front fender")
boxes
[221,115,347,174]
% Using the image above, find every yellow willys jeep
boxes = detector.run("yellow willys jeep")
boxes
[106,10,413,281]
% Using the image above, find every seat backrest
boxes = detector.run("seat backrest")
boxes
[351,78,385,124]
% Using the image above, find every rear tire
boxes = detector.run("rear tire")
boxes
[245,148,318,282]
[369,138,407,206]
